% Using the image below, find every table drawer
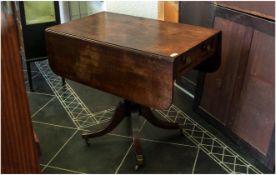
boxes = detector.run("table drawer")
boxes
[174,37,218,77]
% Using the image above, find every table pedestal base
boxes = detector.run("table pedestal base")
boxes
[82,100,181,170]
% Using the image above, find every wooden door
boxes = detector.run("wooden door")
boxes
[1,2,40,173]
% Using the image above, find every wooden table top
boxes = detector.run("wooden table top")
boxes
[47,12,219,61]
[46,12,221,109]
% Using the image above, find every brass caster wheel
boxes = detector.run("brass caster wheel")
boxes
[135,154,143,170]
[134,164,140,171]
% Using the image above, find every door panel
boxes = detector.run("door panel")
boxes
[1,2,40,173]
[217,1,275,20]
[232,30,275,155]
[200,16,253,125]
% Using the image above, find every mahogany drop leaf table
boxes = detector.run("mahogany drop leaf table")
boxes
[46,12,221,169]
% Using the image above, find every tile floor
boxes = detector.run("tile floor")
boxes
[23,60,271,174]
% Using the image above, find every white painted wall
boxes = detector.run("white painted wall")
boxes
[87,1,106,14]
[104,1,158,19]
[59,1,158,23]
[59,1,105,23]
[59,1,70,23]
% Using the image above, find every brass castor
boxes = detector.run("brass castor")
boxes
[134,155,143,171]
[134,164,140,171]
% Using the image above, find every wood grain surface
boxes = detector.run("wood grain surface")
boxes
[200,16,253,125]
[232,30,275,155]
[1,6,40,173]
[216,1,275,20]
[46,12,220,109]
[47,12,219,59]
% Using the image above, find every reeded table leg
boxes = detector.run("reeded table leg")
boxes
[82,100,181,168]
[129,103,144,170]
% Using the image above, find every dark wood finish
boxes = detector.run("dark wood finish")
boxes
[46,12,221,110]
[216,1,275,20]
[180,1,275,170]
[46,12,221,168]
[215,5,275,36]
[82,101,180,140]
[82,100,180,168]
[179,2,215,28]
[130,104,143,167]
[231,30,275,155]
[200,16,253,125]
[1,3,40,173]
[82,102,127,139]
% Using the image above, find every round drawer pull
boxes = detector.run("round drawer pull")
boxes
[202,44,211,52]
[182,56,192,64]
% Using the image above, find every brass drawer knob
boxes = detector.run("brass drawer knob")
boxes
[182,56,192,64]
[202,44,211,52]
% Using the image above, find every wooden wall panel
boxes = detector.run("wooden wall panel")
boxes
[200,16,253,125]
[232,30,275,155]
[164,1,179,23]
[158,1,179,23]
[1,4,40,173]
[180,1,275,170]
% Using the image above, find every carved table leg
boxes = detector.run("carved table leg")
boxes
[82,102,126,144]
[129,104,143,170]
[141,106,179,129]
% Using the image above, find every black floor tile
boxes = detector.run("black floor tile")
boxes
[67,80,121,113]
[110,117,132,136]
[83,117,132,138]
[83,113,146,138]
[173,87,194,114]
[25,74,54,94]
[32,98,76,128]
[22,60,39,71]
[49,132,132,174]
[141,119,195,147]
[118,140,198,174]
[193,150,227,174]
[111,116,146,137]
[27,93,54,115]
[33,123,77,164]
[23,70,40,82]
[173,88,271,173]
[43,166,80,174]
[27,74,267,174]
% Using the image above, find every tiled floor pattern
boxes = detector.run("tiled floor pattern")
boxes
[35,60,115,130]
[24,60,267,173]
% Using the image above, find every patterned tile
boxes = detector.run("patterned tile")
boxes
[35,60,264,174]
[156,106,262,174]
[27,93,55,116]
[36,61,114,130]
[117,140,198,174]
[49,132,131,174]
